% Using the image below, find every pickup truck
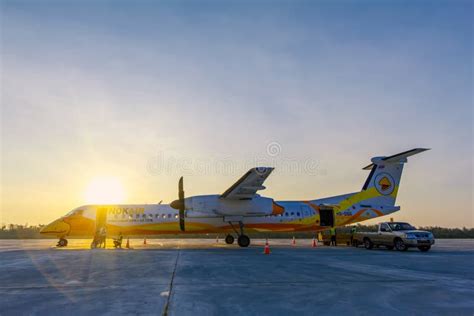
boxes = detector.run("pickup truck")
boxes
[353,222,435,252]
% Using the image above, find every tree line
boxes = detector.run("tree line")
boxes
[1,223,473,239]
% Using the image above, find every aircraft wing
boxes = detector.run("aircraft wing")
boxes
[220,167,274,200]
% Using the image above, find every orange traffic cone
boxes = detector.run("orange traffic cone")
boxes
[312,237,317,248]
[143,237,147,245]
[292,236,296,246]
[263,239,271,255]
[126,238,130,249]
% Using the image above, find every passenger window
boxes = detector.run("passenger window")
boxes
[297,212,301,217]
[155,214,159,218]
[291,212,294,216]
[168,214,171,218]
[162,214,166,218]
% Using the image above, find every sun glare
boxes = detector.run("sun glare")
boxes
[84,177,126,204]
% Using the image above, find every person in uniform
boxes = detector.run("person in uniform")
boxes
[330,227,337,246]
[350,226,357,246]
[114,232,123,249]
[99,226,107,248]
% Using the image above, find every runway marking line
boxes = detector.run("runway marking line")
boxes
[162,250,180,316]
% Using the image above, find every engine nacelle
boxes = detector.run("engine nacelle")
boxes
[184,195,284,217]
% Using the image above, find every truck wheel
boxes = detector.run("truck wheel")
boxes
[394,239,408,251]
[418,246,431,252]
[364,238,373,250]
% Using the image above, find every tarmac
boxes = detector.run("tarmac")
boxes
[0,239,473,315]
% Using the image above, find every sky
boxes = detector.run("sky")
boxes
[1,0,472,227]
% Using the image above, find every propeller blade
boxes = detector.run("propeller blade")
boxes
[178,176,185,231]
[178,176,184,200]
[179,209,185,231]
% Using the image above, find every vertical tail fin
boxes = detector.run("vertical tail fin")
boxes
[361,148,429,207]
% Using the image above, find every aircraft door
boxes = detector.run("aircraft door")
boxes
[319,207,334,227]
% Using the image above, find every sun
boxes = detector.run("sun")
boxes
[84,176,126,204]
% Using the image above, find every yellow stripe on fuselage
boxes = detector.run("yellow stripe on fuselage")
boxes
[334,186,398,212]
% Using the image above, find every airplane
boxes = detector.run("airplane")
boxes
[40,148,429,247]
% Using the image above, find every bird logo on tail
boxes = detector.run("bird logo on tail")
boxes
[374,173,395,195]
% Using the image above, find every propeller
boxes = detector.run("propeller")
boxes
[170,176,185,231]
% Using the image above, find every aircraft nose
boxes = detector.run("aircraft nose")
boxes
[40,219,70,235]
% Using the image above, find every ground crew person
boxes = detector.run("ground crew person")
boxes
[91,230,100,248]
[330,227,337,246]
[350,226,357,246]
[99,227,107,248]
[317,231,323,242]
[113,232,123,249]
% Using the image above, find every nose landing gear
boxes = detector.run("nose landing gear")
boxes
[56,238,68,247]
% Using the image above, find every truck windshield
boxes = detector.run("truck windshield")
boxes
[388,222,416,231]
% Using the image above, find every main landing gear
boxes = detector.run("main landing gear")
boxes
[237,235,250,247]
[225,235,235,244]
[57,238,68,247]
[228,221,251,248]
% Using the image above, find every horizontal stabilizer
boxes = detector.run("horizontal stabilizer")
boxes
[363,148,430,170]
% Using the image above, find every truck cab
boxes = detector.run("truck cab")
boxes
[354,222,435,252]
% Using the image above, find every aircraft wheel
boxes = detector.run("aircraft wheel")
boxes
[237,235,250,247]
[225,235,235,245]
[58,238,68,247]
